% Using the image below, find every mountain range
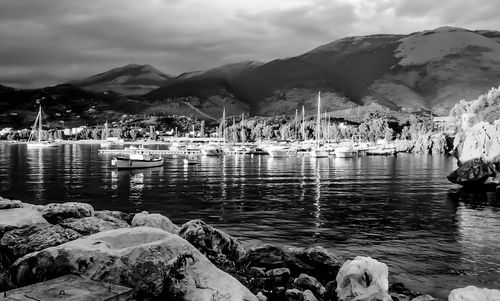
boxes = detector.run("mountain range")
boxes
[2,26,500,126]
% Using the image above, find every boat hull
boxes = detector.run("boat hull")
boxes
[112,157,164,169]
[310,150,329,158]
[27,142,59,149]
[335,150,358,158]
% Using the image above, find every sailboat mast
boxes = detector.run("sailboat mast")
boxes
[316,92,321,144]
[301,105,305,140]
[38,106,42,142]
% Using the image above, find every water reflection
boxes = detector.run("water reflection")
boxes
[0,144,499,299]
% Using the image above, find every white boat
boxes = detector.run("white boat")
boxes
[111,151,163,169]
[366,146,397,156]
[201,143,223,156]
[310,92,329,158]
[27,105,59,149]
[266,144,297,158]
[335,146,358,158]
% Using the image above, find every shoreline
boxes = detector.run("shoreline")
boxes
[0,196,450,301]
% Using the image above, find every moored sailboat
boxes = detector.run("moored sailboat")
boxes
[27,105,59,149]
[310,92,329,158]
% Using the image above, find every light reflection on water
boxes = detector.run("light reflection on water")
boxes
[0,143,499,299]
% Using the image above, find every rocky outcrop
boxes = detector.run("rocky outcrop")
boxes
[11,227,257,301]
[449,120,500,187]
[447,158,498,186]
[335,256,391,301]
[393,133,452,154]
[41,202,94,224]
[179,219,247,265]
[448,285,500,301]
[131,211,179,234]
[452,121,500,164]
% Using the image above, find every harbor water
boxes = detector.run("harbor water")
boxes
[0,143,499,299]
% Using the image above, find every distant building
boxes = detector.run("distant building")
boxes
[433,116,456,133]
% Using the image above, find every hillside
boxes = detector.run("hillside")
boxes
[143,26,500,117]
[0,83,150,128]
[71,64,171,96]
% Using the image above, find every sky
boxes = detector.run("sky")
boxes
[1,0,499,88]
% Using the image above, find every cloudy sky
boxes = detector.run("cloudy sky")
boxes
[1,0,499,88]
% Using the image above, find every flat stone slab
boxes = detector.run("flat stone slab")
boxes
[0,275,133,301]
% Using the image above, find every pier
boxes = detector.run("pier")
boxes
[98,148,201,155]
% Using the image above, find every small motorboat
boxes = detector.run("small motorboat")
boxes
[183,155,199,165]
[200,143,223,156]
[111,152,163,169]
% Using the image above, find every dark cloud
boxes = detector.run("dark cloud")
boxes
[0,0,499,88]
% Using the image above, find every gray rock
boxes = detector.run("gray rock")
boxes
[11,227,257,301]
[447,158,497,186]
[249,267,267,277]
[0,197,22,210]
[411,295,436,301]
[391,293,411,301]
[266,267,290,278]
[59,216,129,235]
[285,288,304,301]
[131,211,179,234]
[256,291,268,301]
[0,208,49,237]
[0,224,81,259]
[41,202,94,224]
[302,290,318,301]
[94,210,134,224]
[179,219,247,264]
[293,273,326,297]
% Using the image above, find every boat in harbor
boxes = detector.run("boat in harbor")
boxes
[265,144,297,158]
[310,92,329,158]
[111,150,164,169]
[200,143,223,156]
[27,105,59,149]
[334,145,358,158]
[366,146,397,156]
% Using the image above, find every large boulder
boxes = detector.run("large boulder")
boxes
[94,210,134,224]
[41,202,94,224]
[11,227,257,301]
[447,158,498,186]
[179,219,247,265]
[245,244,341,285]
[448,285,500,301]
[293,273,326,298]
[59,216,129,235]
[336,256,391,301]
[0,196,22,210]
[0,224,81,259]
[131,211,179,234]
[453,120,500,164]
[0,207,49,237]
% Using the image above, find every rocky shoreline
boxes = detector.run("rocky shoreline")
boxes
[0,197,497,301]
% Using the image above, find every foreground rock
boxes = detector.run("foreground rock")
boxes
[447,158,498,186]
[448,285,500,301]
[60,216,129,235]
[0,224,81,259]
[0,207,49,237]
[11,227,257,301]
[41,202,94,224]
[179,219,247,265]
[0,196,22,209]
[131,211,179,234]
[336,256,391,301]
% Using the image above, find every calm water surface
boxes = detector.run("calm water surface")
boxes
[1,143,499,299]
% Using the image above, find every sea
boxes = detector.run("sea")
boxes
[0,143,499,299]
